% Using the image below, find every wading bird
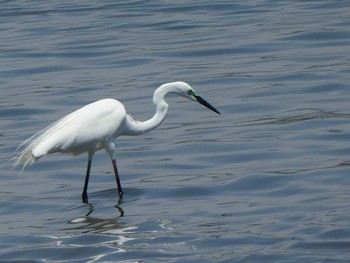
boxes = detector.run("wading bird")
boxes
[14,82,220,203]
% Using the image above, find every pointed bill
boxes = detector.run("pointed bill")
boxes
[195,95,221,115]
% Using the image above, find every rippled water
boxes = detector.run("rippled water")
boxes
[1,1,350,262]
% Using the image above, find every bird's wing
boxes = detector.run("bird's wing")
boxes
[14,99,126,167]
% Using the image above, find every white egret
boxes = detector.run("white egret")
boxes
[14,81,220,203]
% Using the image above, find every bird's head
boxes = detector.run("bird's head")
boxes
[173,81,221,115]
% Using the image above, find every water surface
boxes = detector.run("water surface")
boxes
[1,1,350,262]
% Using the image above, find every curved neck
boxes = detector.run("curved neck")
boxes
[123,85,170,136]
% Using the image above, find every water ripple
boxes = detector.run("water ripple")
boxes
[1,0,350,262]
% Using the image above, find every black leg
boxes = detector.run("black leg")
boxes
[82,158,92,203]
[112,158,123,195]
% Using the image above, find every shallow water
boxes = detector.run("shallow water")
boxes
[1,1,350,262]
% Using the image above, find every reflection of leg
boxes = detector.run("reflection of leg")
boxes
[115,200,124,217]
[85,203,94,217]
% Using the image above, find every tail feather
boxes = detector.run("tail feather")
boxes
[13,111,75,171]
[13,137,40,172]
[12,123,53,171]
[13,103,90,172]
[13,149,37,171]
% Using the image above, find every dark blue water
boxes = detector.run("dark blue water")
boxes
[1,1,350,262]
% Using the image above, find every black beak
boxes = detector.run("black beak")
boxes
[195,95,221,115]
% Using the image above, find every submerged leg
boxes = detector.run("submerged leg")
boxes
[112,158,123,195]
[82,153,94,203]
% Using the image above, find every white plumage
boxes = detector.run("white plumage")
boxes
[14,82,220,202]
[15,99,126,166]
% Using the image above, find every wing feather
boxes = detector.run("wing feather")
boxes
[13,99,126,170]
